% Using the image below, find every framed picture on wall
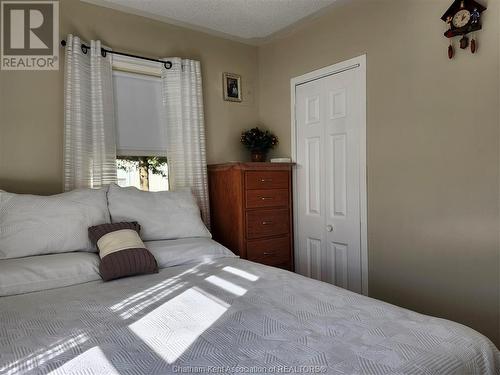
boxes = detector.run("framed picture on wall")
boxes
[223,72,242,102]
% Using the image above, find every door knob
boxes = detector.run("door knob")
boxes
[326,225,334,232]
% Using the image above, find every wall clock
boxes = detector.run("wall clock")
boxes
[441,0,486,59]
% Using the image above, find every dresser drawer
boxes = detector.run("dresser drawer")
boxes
[246,189,288,209]
[245,171,288,190]
[247,236,290,266]
[246,209,289,239]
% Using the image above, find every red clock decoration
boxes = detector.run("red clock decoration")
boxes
[441,0,486,59]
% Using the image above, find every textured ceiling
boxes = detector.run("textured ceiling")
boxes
[81,0,338,41]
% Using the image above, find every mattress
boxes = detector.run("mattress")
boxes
[1,257,499,375]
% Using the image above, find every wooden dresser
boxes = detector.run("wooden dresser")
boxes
[208,162,294,271]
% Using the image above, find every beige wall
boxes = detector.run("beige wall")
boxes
[0,0,499,346]
[0,0,259,194]
[258,0,500,344]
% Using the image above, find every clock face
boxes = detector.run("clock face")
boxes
[452,9,471,28]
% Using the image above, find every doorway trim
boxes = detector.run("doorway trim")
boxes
[290,54,368,295]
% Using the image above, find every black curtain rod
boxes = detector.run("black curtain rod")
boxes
[60,40,172,69]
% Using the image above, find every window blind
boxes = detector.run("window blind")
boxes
[113,70,166,156]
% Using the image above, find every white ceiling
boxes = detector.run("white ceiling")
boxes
[82,0,338,42]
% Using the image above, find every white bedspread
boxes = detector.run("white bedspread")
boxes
[1,258,499,375]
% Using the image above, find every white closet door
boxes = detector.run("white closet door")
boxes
[295,67,362,293]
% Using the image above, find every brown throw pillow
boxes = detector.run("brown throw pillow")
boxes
[88,222,158,281]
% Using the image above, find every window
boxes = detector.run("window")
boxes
[116,156,168,192]
[112,56,168,191]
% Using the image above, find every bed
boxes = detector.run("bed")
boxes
[1,186,499,375]
[1,244,499,375]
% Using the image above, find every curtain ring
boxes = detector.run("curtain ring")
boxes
[101,48,107,58]
[81,44,88,54]
[164,61,172,69]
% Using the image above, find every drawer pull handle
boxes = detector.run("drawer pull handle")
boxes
[263,251,275,256]
[260,197,273,200]
[261,221,273,225]
[260,178,273,182]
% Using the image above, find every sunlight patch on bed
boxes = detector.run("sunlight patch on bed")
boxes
[129,287,227,363]
[119,282,187,319]
[111,265,201,312]
[205,275,248,296]
[1,334,88,375]
[48,347,119,375]
[222,266,259,281]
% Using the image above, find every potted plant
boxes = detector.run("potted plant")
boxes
[240,127,279,162]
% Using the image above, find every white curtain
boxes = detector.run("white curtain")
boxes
[161,58,210,227]
[63,34,117,190]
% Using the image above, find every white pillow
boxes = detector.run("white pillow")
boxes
[145,238,236,269]
[0,252,101,296]
[107,184,211,241]
[0,188,110,259]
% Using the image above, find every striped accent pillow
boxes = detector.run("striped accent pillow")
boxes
[88,222,158,281]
